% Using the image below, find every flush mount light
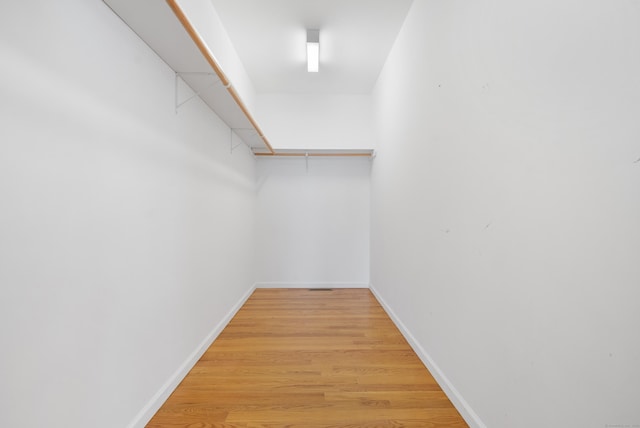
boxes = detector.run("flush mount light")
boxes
[307,29,319,72]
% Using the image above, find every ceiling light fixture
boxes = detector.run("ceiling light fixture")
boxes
[307,29,319,73]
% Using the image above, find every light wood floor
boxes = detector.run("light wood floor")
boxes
[146,288,468,427]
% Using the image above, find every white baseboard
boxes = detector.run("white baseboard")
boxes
[127,283,256,428]
[369,284,487,428]
[255,282,369,289]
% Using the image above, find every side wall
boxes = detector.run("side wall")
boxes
[255,157,370,288]
[0,1,256,427]
[371,1,640,427]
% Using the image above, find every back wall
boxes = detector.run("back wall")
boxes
[255,157,370,288]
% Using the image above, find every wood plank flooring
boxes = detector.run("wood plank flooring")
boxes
[146,288,468,427]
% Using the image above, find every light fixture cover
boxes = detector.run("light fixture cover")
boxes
[307,29,319,72]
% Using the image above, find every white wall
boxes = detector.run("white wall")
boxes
[371,1,640,427]
[256,93,375,150]
[255,157,370,287]
[0,1,256,427]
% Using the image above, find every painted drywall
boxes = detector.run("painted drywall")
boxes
[255,93,375,150]
[0,2,256,428]
[371,1,640,427]
[255,157,370,287]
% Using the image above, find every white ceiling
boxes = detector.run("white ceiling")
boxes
[210,0,414,95]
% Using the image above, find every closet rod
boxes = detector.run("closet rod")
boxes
[166,0,374,159]
[166,0,275,155]
[254,153,373,157]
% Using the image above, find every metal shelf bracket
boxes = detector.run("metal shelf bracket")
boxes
[174,72,221,113]
[230,128,257,154]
